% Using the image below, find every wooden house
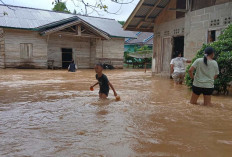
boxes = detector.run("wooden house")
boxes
[0,5,135,69]
[124,0,232,75]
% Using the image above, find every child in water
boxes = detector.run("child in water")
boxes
[90,63,117,99]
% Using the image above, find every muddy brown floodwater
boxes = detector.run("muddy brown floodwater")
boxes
[0,69,232,157]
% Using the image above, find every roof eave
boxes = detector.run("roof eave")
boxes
[36,16,78,31]
[123,0,171,32]
[40,19,110,40]
[123,0,145,30]
[110,35,137,39]
[0,26,38,31]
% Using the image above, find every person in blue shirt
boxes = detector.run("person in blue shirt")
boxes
[68,60,77,72]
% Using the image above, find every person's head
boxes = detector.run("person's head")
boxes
[174,51,182,58]
[204,47,215,65]
[95,63,103,73]
[71,60,74,64]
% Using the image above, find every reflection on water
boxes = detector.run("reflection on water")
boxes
[0,69,232,157]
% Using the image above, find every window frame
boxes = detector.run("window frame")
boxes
[20,43,33,59]
[191,0,216,11]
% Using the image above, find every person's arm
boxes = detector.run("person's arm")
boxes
[188,66,195,80]
[170,59,174,76]
[170,64,174,74]
[108,82,117,96]
[91,82,99,88]
[214,62,219,80]
[186,60,192,63]
[183,58,191,63]
[68,65,70,71]
[189,59,199,80]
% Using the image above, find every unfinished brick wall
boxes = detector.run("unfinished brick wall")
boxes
[184,2,232,59]
[153,18,185,74]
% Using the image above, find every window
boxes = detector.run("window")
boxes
[176,0,186,18]
[208,30,216,43]
[208,30,222,43]
[192,0,216,11]
[20,43,32,59]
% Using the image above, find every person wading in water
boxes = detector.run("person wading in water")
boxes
[68,60,77,72]
[90,63,118,99]
[189,47,219,106]
[170,51,191,85]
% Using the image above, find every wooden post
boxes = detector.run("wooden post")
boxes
[46,34,50,43]
[144,62,147,73]
[3,53,6,69]
[102,40,103,58]
[77,25,81,36]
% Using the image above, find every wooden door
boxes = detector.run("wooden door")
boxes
[61,48,73,69]
[162,37,172,74]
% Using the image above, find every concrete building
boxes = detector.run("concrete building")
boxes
[0,5,135,69]
[124,0,232,75]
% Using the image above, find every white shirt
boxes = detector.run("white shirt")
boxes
[170,57,187,73]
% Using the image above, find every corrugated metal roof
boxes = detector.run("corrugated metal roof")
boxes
[135,6,151,17]
[123,0,170,32]
[125,31,153,45]
[0,4,136,38]
[144,0,159,5]
[78,15,135,38]
[159,0,170,7]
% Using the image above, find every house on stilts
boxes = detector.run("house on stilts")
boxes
[124,0,232,76]
[0,4,135,69]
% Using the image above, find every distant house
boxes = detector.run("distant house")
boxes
[0,5,135,69]
[124,32,153,52]
[124,0,232,75]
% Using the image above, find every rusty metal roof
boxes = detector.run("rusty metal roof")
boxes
[123,0,170,32]
[0,4,136,38]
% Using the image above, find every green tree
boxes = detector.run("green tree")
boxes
[52,0,71,13]
[52,0,133,15]
[118,21,125,25]
[185,24,232,95]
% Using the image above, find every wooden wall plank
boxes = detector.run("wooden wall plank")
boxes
[0,28,5,68]
[95,37,124,68]
[48,34,93,68]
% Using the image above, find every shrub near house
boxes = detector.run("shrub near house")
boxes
[185,24,232,95]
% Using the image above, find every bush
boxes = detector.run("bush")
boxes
[185,24,232,94]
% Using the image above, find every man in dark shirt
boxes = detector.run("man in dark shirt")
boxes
[90,63,117,99]
[68,60,77,72]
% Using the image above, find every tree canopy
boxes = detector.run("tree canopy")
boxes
[52,0,71,13]
[52,0,134,15]
[118,21,125,25]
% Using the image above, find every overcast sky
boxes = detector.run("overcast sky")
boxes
[2,0,139,21]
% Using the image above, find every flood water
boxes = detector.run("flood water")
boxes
[0,69,232,157]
